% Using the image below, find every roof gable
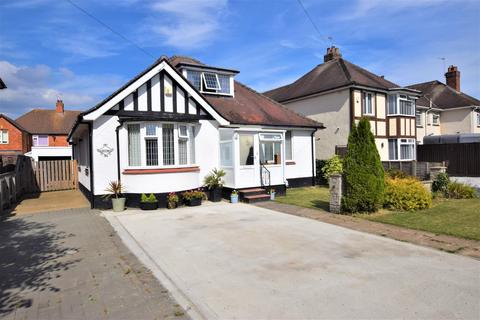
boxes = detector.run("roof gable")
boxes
[408,81,480,109]
[0,114,29,133]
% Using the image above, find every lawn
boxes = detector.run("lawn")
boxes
[276,186,330,211]
[276,187,480,241]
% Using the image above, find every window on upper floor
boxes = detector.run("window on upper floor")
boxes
[186,69,233,96]
[33,135,48,146]
[432,113,440,126]
[363,92,374,116]
[416,110,423,127]
[388,94,415,116]
[0,130,8,144]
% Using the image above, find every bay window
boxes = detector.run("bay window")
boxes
[0,130,8,144]
[388,94,415,116]
[388,138,415,161]
[127,122,195,167]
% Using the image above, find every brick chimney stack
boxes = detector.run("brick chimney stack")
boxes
[324,46,342,62]
[445,65,460,91]
[56,98,64,113]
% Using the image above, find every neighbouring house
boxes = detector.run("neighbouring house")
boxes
[16,100,81,161]
[407,66,480,144]
[68,56,324,208]
[264,46,421,162]
[0,114,31,156]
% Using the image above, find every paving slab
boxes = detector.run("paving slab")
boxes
[10,190,90,216]
[0,208,189,320]
[106,202,480,320]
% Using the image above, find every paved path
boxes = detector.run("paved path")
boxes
[10,190,90,216]
[257,201,480,260]
[106,203,480,320]
[0,208,189,320]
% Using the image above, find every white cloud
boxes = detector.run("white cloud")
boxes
[0,60,124,117]
[147,0,228,49]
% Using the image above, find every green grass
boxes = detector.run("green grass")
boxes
[276,186,330,211]
[276,186,480,241]
[364,198,480,241]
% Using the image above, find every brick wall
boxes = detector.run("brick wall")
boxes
[0,118,31,153]
[48,135,69,147]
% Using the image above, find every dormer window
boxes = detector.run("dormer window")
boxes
[185,69,233,96]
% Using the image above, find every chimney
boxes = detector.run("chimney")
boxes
[445,65,460,91]
[324,46,342,62]
[56,98,64,113]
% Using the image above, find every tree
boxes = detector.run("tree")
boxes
[342,118,385,213]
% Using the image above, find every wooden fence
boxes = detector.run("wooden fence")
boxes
[0,157,78,213]
[417,143,480,177]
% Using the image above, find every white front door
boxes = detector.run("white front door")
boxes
[237,133,260,188]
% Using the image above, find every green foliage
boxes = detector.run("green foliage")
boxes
[342,118,385,213]
[432,173,450,193]
[386,168,409,179]
[445,182,476,199]
[384,177,432,211]
[315,160,328,185]
[231,189,238,196]
[103,181,124,199]
[182,190,205,201]
[167,192,179,209]
[140,193,157,203]
[203,168,226,190]
[321,155,343,179]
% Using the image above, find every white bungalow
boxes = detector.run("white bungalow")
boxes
[68,56,324,208]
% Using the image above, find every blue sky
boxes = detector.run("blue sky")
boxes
[0,0,479,118]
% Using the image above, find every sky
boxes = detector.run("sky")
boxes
[0,0,479,118]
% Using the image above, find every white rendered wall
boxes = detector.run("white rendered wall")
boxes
[285,130,315,179]
[30,146,72,161]
[75,131,91,191]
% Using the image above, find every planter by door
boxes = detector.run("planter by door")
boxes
[186,198,202,207]
[140,202,158,210]
[208,188,222,202]
[112,198,126,212]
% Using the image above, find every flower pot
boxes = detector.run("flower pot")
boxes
[186,198,202,206]
[230,194,239,204]
[112,197,126,212]
[140,201,158,210]
[208,188,223,202]
[270,192,275,200]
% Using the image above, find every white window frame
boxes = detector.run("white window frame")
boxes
[259,133,283,165]
[416,110,423,127]
[0,129,8,144]
[285,131,293,161]
[33,134,49,147]
[185,68,233,96]
[432,113,440,126]
[126,122,195,169]
[389,138,415,161]
[363,92,374,116]
[476,112,480,127]
[388,94,416,116]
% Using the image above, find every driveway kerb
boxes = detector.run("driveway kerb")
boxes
[103,209,212,320]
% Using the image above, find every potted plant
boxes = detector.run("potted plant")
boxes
[203,168,226,202]
[182,190,205,206]
[104,181,126,212]
[230,190,239,203]
[167,192,179,209]
[140,193,158,210]
[269,188,276,200]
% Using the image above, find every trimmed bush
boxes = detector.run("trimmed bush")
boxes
[322,154,343,180]
[342,118,385,213]
[386,168,409,179]
[445,182,476,199]
[384,177,432,211]
[432,173,449,193]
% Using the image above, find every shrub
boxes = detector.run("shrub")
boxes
[342,118,385,213]
[316,160,328,185]
[167,192,179,209]
[321,154,343,180]
[386,168,409,179]
[432,173,449,193]
[141,193,157,203]
[203,168,226,190]
[384,177,432,211]
[445,182,476,199]
[182,190,205,201]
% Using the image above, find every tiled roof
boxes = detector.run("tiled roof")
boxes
[0,114,29,132]
[264,58,401,103]
[407,80,480,109]
[169,56,322,128]
[16,109,81,135]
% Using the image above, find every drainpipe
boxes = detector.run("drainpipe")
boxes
[115,120,123,182]
[311,130,316,186]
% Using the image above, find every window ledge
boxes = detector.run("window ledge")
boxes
[123,166,200,175]
[286,161,296,165]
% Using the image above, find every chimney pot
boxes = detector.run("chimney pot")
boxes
[56,99,64,113]
[324,46,342,62]
[445,65,460,91]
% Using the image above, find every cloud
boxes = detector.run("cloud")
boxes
[147,0,228,49]
[0,60,124,118]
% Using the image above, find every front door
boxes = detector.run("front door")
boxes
[237,133,260,188]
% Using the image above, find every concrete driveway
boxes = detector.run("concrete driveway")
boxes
[105,203,480,319]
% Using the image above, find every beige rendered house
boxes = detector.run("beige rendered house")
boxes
[408,66,480,144]
[265,46,420,161]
